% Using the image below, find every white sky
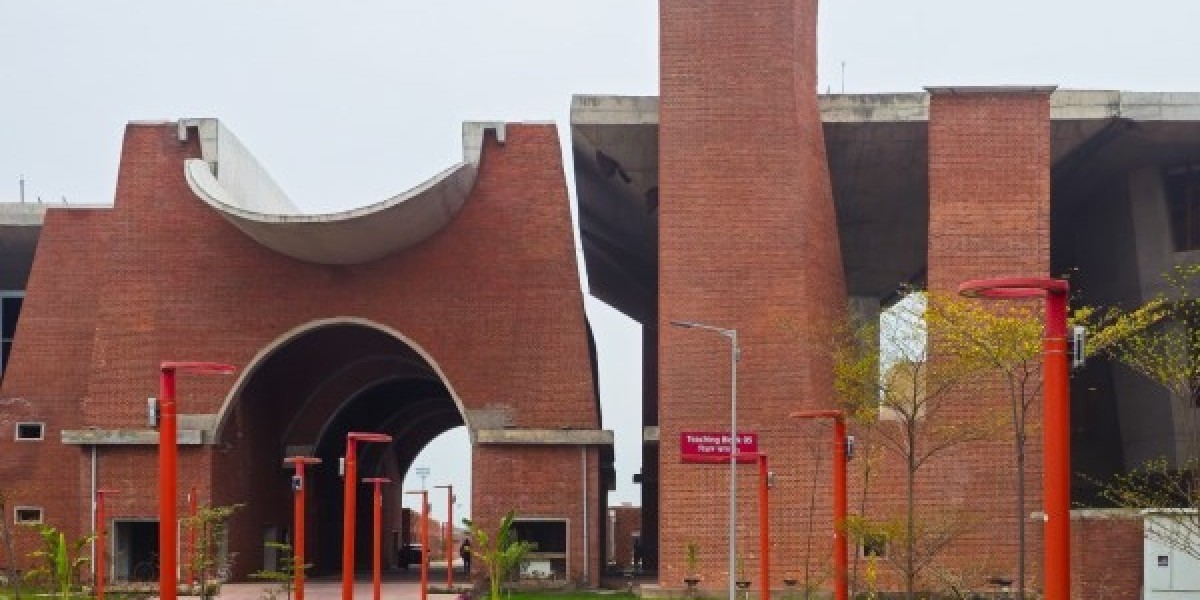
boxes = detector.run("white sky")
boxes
[4,0,1200,523]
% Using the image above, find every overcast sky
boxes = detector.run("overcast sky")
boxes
[4,1,1200,522]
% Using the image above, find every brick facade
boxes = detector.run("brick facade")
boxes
[0,122,605,583]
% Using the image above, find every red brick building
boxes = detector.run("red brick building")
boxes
[3,0,1196,597]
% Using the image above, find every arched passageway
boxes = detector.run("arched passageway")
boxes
[210,320,466,577]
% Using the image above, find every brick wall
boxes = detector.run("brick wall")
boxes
[1070,511,1142,600]
[0,121,604,579]
[659,0,846,592]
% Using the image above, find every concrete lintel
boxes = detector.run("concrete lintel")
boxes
[61,429,205,445]
[819,93,930,123]
[571,95,660,126]
[475,428,613,446]
[642,426,660,442]
[924,85,1058,96]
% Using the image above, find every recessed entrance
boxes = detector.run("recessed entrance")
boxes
[212,320,469,578]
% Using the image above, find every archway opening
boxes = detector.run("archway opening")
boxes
[210,321,468,578]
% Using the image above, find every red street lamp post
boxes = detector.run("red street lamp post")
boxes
[363,478,391,600]
[159,361,236,600]
[406,490,430,600]
[285,456,322,600]
[959,277,1071,600]
[95,489,117,600]
[683,452,770,600]
[788,410,848,600]
[341,432,393,600]
[433,484,454,588]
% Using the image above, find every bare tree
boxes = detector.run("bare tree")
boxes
[832,292,1000,599]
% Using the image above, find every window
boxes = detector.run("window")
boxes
[1164,165,1200,252]
[15,422,44,441]
[512,519,568,579]
[14,507,43,525]
[860,532,888,558]
[0,292,24,377]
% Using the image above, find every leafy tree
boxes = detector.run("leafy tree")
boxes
[462,511,535,600]
[0,490,20,600]
[182,502,243,600]
[1079,264,1200,561]
[22,523,91,600]
[249,541,306,600]
[927,296,1043,598]
[832,292,1000,599]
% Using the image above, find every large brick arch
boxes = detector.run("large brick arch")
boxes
[0,120,609,582]
[212,317,470,447]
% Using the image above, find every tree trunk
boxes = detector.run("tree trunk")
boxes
[906,435,917,600]
[1016,436,1026,600]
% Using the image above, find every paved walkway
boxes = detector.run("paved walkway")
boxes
[215,578,464,600]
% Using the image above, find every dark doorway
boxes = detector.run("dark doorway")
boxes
[114,520,159,582]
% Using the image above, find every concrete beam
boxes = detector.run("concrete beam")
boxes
[475,428,614,446]
[61,428,205,445]
[179,118,505,265]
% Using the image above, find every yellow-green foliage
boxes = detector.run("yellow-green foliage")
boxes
[1077,264,1200,401]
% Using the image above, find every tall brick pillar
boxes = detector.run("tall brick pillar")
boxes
[926,86,1054,588]
[659,0,846,591]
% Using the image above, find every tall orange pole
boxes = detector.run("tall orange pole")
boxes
[789,410,848,600]
[286,457,322,600]
[756,455,769,600]
[342,433,393,600]
[95,489,116,600]
[406,490,429,600]
[364,478,390,600]
[959,277,1071,600]
[1043,287,1070,600]
[831,416,848,600]
[159,367,177,600]
[434,485,454,588]
[158,362,235,600]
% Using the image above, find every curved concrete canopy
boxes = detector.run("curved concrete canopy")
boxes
[180,118,505,265]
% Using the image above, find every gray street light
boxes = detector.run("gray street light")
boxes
[670,320,740,600]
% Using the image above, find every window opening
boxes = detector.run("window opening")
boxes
[512,519,568,580]
[1164,164,1200,252]
[1,292,24,377]
[15,422,44,441]
[14,507,43,525]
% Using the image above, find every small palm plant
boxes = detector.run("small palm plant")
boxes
[23,524,91,600]
[463,511,536,600]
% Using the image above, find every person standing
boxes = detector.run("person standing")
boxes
[459,537,472,574]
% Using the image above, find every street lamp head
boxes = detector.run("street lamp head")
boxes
[958,277,1068,300]
[160,361,237,375]
[789,409,845,422]
[434,484,452,489]
[348,432,393,443]
[284,456,322,466]
[669,319,737,339]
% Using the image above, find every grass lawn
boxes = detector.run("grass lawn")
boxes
[501,592,638,600]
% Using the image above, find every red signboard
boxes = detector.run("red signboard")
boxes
[680,431,758,463]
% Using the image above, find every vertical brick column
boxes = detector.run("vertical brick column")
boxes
[926,86,1054,588]
[659,0,845,590]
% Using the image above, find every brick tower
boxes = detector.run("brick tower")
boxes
[658,0,846,590]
